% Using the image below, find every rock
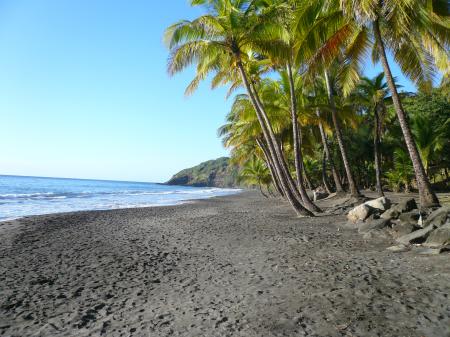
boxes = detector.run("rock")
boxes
[396,225,435,245]
[358,218,391,233]
[380,208,401,220]
[396,198,418,213]
[398,210,420,226]
[390,222,417,239]
[347,204,374,223]
[362,229,390,240]
[414,247,443,255]
[423,223,450,248]
[386,244,410,253]
[313,191,329,202]
[424,206,449,228]
[365,197,391,211]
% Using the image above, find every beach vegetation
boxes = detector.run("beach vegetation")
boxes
[165,0,450,215]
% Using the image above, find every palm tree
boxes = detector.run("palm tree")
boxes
[324,69,362,197]
[354,72,391,196]
[239,157,272,197]
[334,0,449,207]
[287,0,362,197]
[411,111,449,176]
[164,0,314,216]
[259,74,321,211]
[218,93,287,196]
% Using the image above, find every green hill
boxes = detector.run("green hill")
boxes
[166,157,240,188]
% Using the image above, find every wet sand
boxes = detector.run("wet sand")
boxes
[1,191,449,337]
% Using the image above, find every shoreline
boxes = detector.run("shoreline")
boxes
[1,191,449,337]
[0,187,243,225]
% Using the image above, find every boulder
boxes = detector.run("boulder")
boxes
[358,218,391,233]
[347,204,373,223]
[365,197,391,211]
[398,210,420,226]
[313,191,329,202]
[396,225,435,245]
[423,223,450,248]
[380,208,401,220]
[395,198,418,213]
[424,206,449,228]
[390,222,417,239]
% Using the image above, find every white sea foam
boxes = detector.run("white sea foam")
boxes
[0,175,241,221]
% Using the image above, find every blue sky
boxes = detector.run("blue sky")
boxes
[0,0,419,182]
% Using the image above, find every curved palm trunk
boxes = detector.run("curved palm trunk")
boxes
[286,62,321,212]
[324,70,361,197]
[373,19,439,207]
[316,111,344,193]
[257,138,284,197]
[374,106,384,196]
[322,150,333,194]
[236,60,314,216]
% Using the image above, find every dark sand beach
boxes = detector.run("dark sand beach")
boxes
[1,191,449,337]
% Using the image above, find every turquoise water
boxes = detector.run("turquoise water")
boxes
[0,175,240,221]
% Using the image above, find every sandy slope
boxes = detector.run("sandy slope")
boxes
[0,191,449,337]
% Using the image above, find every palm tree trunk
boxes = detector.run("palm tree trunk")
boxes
[257,138,284,197]
[236,60,314,216]
[286,61,321,211]
[324,70,361,197]
[316,110,344,193]
[374,105,384,196]
[322,150,333,194]
[373,19,439,207]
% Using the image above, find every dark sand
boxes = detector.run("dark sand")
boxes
[1,191,449,337]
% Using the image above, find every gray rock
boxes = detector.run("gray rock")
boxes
[396,225,435,245]
[398,210,420,226]
[365,197,391,211]
[390,222,417,239]
[380,208,401,220]
[386,244,410,253]
[424,207,449,228]
[358,218,391,233]
[396,198,418,213]
[415,247,443,255]
[423,223,450,248]
[347,204,374,223]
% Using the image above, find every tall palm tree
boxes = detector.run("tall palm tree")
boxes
[324,69,362,197]
[165,0,315,216]
[288,0,362,197]
[333,0,449,207]
[354,72,391,196]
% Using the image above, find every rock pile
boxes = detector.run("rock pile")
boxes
[345,197,450,255]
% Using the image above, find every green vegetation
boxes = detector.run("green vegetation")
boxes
[166,157,240,188]
[165,0,449,216]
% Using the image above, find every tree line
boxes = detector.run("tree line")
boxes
[165,0,449,216]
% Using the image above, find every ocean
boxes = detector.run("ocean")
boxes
[0,175,240,221]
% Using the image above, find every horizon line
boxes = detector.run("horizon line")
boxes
[0,174,165,185]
